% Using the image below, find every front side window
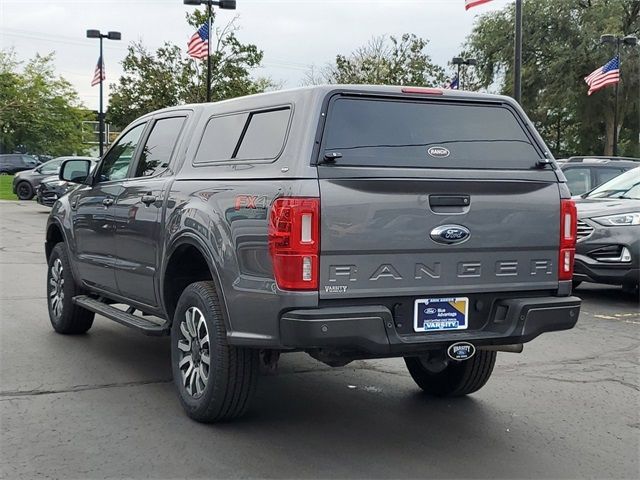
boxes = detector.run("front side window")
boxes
[135,117,186,177]
[97,123,146,183]
[40,159,63,175]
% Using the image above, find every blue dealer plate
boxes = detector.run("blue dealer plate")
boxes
[414,297,469,332]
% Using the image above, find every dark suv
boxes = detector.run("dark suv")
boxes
[0,154,39,175]
[45,86,581,422]
[560,156,639,196]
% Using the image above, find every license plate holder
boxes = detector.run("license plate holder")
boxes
[414,297,469,333]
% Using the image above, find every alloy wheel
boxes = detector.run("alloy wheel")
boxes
[177,306,211,398]
[49,258,65,319]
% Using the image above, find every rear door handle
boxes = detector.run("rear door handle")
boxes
[102,197,114,207]
[429,195,470,207]
[141,194,157,206]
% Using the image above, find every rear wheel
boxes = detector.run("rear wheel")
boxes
[16,181,34,200]
[404,350,497,397]
[171,281,259,422]
[47,243,94,334]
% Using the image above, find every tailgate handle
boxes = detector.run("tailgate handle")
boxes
[429,195,470,207]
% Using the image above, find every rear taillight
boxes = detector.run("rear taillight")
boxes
[268,197,319,290]
[559,199,577,281]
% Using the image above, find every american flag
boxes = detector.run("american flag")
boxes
[584,55,620,96]
[465,0,493,10]
[447,75,460,90]
[187,22,210,60]
[91,56,105,87]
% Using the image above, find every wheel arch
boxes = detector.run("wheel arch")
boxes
[45,220,65,261]
[162,235,230,329]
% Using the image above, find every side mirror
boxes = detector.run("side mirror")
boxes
[60,159,92,184]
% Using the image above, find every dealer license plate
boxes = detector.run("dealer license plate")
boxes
[414,297,469,332]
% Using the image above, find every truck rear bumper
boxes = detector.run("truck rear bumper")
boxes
[280,296,581,356]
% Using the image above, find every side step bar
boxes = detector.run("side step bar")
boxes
[73,295,169,336]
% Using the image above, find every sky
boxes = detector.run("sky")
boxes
[1,0,511,111]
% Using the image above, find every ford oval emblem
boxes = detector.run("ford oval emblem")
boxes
[430,225,471,245]
[428,146,450,158]
[447,342,476,361]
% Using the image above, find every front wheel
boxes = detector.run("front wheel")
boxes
[171,281,259,423]
[16,181,34,200]
[47,243,94,334]
[404,350,497,397]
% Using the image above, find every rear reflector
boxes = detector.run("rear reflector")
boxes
[268,197,319,290]
[401,87,444,95]
[559,199,577,281]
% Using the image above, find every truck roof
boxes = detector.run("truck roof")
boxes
[148,84,519,118]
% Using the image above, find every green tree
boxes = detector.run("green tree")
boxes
[107,11,272,129]
[466,0,640,157]
[305,34,446,87]
[0,50,90,156]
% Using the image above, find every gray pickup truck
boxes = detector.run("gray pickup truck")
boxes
[45,85,581,422]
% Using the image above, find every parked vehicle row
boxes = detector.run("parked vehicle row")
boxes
[12,156,97,200]
[45,85,581,423]
[0,154,39,175]
[574,167,639,293]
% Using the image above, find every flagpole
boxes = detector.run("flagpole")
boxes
[513,0,522,103]
[206,2,212,103]
[99,36,104,157]
[613,41,620,156]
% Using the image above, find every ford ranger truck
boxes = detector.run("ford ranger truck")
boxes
[45,85,581,422]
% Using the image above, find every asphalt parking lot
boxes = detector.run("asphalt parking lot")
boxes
[0,200,638,479]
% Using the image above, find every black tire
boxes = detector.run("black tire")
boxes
[16,181,34,200]
[171,281,259,423]
[47,243,94,334]
[404,350,497,397]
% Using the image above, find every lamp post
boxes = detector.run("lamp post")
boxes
[451,57,477,90]
[514,0,523,104]
[183,0,237,103]
[86,29,121,157]
[600,34,638,156]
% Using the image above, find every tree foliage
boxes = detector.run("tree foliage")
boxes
[305,34,446,87]
[0,50,90,156]
[466,0,640,157]
[107,11,272,129]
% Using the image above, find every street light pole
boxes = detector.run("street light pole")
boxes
[514,0,523,103]
[451,57,477,91]
[184,0,237,103]
[600,34,638,156]
[87,29,121,157]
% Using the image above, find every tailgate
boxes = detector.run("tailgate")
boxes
[318,176,559,299]
[317,93,560,299]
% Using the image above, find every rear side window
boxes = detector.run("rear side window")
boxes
[135,116,186,177]
[235,109,291,160]
[194,107,290,164]
[322,98,541,169]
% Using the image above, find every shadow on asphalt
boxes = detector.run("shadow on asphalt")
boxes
[573,283,639,306]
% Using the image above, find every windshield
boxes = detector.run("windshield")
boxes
[585,166,640,200]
